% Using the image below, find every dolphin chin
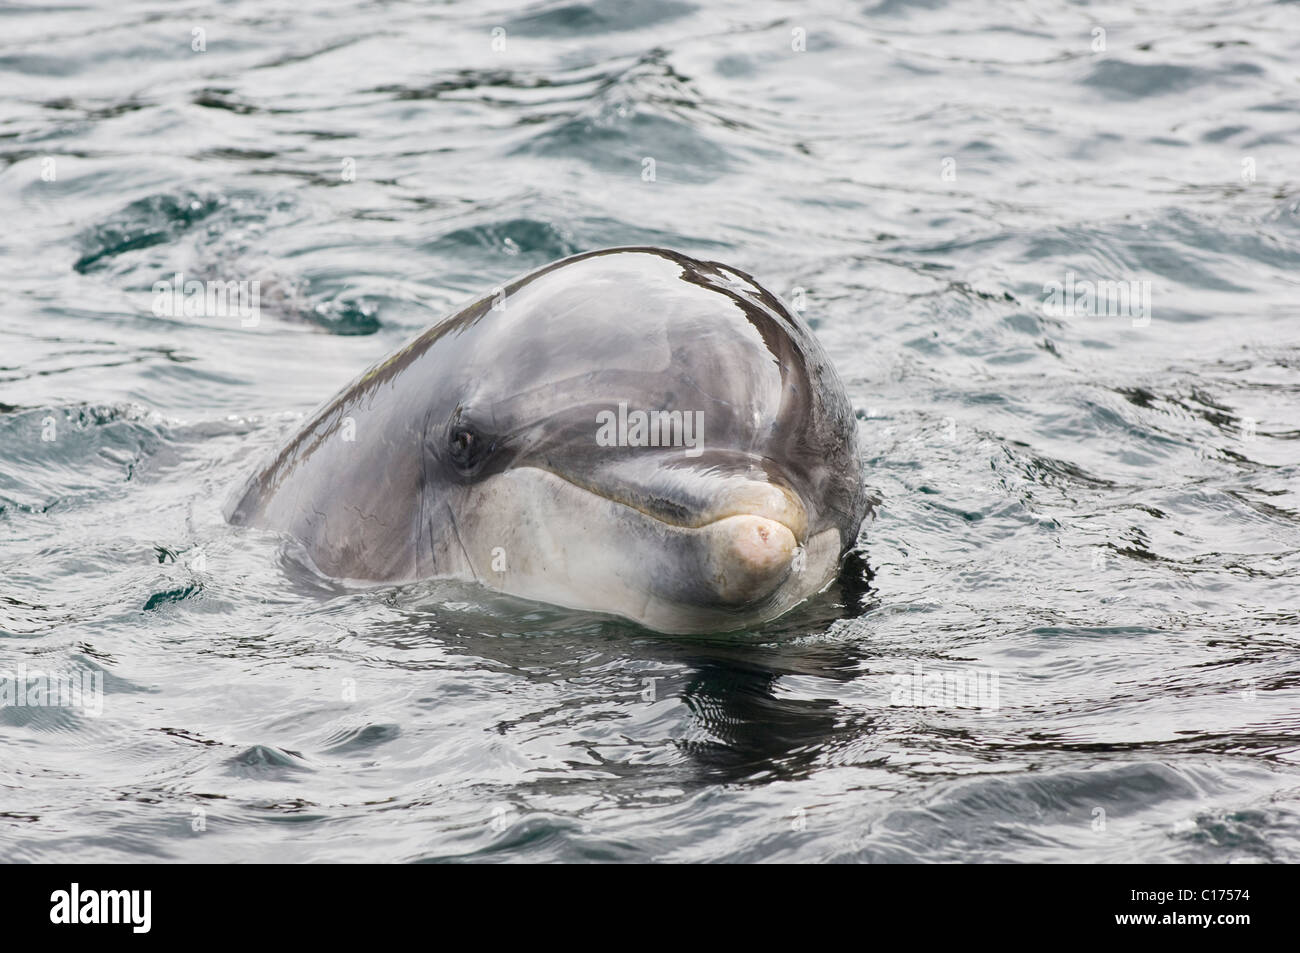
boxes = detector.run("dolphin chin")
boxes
[440,466,842,635]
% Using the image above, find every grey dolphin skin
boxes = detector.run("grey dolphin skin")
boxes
[226,247,868,633]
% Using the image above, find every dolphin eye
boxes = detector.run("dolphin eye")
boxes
[448,424,490,471]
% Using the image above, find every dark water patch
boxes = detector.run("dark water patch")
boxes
[41,97,150,120]
[1173,808,1285,858]
[192,88,263,115]
[321,723,401,754]
[425,217,582,264]
[506,0,696,37]
[862,0,950,16]
[368,68,584,102]
[142,585,201,611]
[225,745,313,779]
[74,192,226,274]
[1083,60,1204,99]
[508,52,734,181]
[196,147,280,161]
[302,295,383,336]
[514,109,732,181]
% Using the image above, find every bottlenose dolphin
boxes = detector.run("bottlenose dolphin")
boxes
[226,247,868,633]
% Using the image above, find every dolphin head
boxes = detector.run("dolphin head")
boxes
[410,248,867,633]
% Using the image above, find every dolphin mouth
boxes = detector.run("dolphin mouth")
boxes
[445,464,842,633]
[538,463,811,608]
[538,453,810,538]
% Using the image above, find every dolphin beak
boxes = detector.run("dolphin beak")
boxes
[702,514,799,605]
[695,479,807,605]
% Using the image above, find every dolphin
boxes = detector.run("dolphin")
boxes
[226,247,868,633]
